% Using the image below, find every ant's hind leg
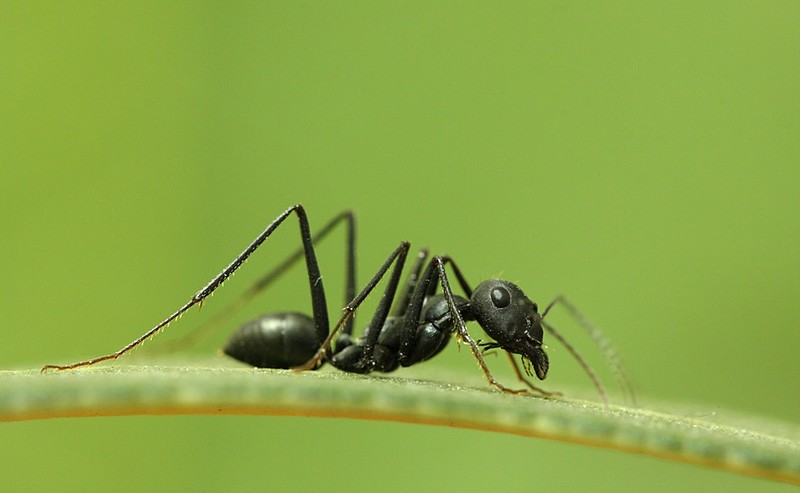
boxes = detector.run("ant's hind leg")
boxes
[43,204,331,371]
[158,210,357,354]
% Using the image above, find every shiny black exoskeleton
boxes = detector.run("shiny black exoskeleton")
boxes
[46,205,631,404]
[220,206,558,396]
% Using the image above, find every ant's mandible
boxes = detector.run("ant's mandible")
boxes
[43,205,634,407]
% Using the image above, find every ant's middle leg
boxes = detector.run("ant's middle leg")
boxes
[327,247,429,361]
[317,246,431,374]
[294,241,412,372]
[389,249,429,318]
[394,255,474,366]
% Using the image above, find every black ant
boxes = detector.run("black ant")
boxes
[43,205,634,407]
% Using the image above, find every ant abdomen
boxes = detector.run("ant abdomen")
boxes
[223,312,319,369]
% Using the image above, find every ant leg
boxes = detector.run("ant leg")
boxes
[430,258,529,395]
[390,249,428,317]
[341,209,357,337]
[42,204,330,371]
[504,353,562,398]
[543,295,635,406]
[330,210,358,352]
[436,256,474,297]
[294,241,411,371]
[395,255,474,363]
[334,241,412,371]
[396,257,440,360]
[157,211,357,352]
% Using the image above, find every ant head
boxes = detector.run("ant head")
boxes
[471,279,549,380]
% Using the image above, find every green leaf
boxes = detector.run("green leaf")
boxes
[2,362,798,485]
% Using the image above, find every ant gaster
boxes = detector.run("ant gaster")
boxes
[43,205,634,407]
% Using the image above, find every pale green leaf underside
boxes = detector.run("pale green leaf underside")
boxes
[1,364,797,485]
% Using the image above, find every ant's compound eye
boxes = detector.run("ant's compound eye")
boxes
[490,287,511,308]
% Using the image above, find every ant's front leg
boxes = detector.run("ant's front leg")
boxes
[430,257,534,396]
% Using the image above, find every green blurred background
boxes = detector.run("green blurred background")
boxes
[1,2,798,491]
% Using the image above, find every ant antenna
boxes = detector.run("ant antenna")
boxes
[540,320,608,407]
[543,296,636,406]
